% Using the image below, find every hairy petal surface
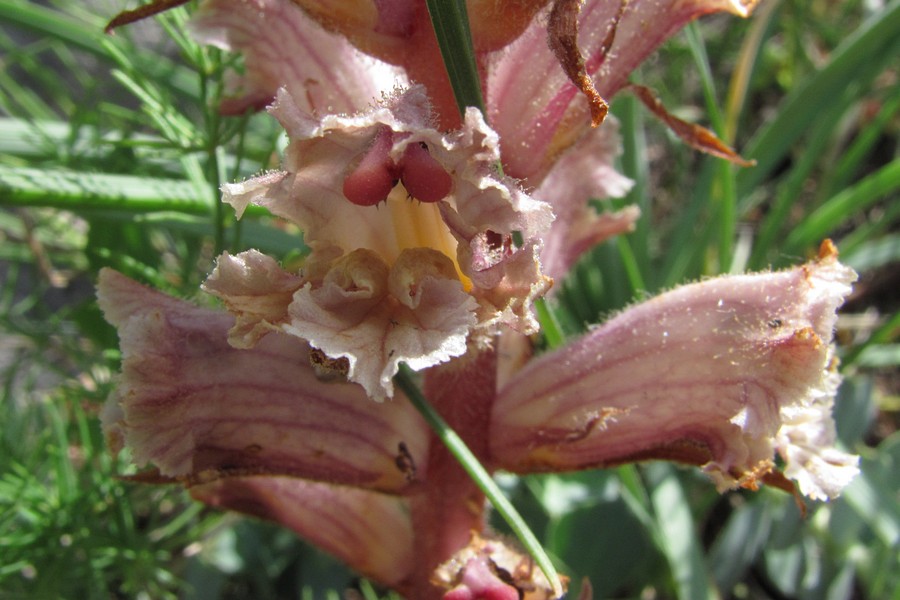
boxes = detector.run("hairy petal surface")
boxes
[488,0,757,183]
[98,269,428,491]
[491,246,857,496]
[191,477,414,588]
[190,0,403,114]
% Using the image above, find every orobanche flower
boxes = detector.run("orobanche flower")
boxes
[491,241,860,501]
[100,0,859,597]
[204,84,553,400]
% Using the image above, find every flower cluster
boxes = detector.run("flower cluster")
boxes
[100,0,858,597]
[204,84,552,400]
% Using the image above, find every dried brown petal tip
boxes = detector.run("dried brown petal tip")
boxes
[628,83,756,167]
[818,239,839,261]
[548,0,615,128]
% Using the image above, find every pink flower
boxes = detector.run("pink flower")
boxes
[99,0,858,596]
[203,84,552,400]
[491,242,860,501]
[99,244,857,597]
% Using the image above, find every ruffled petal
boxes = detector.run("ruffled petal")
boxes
[776,360,860,500]
[491,244,858,497]
[488,0,757,183]
[284,248,478,400]
[190,0,403,114]
[191,476,414,588]
[98,268,428,491]
[463,241,549,336]
[202,250,303,348]
[218,86,553,397]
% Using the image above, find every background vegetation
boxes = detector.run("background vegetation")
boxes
[1,0,898,598]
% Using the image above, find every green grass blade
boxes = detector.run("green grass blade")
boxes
[841,466,900,548]
[686,22,741,273]
[783,160,900,258]
[842,310,900,369]
[0,41,58,121]
[708,498,772,592]
[747,93,850,269]
[853,344,900,369]
[659,159,717,287]
[723,0,779,143]
[842,234,900,274]
[0,165,211,214]
[818,85,900,202]
[614,94,652,285]
[646,464,716,600]
[534,299,566,349]
[0,0,199,100]
[836,196,900,257]
[0,0,106,56]
[424,0,485,114]
[736,0,900,199]
[616,235,646,292]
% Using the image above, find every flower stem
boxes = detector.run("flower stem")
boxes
[421,3,560,594]
[424,0,486,115]
[395,364,563,597]
[535,299,565,349]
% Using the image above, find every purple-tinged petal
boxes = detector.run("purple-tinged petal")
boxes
[442,558,519,600]
[190,0,403,114]
[464,241,549,337]
[488,0,757,183]
[542,204,638,283]
[191,476,414,588]
[491,244,858,497]
[534,118,636,281]
[252,0,547,129]
[225,87,451,260]
[97,268,428,491]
